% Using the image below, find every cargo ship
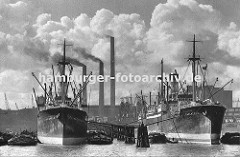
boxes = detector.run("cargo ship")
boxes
[146,35,228,144]
[120,35,228,144]
[32,39,89,145]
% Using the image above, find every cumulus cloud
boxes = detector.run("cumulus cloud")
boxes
[146,0,221,66]
[1,0,240,108]
[34,13,52,27]
[145,0,240,99]
[218,22,240,58]
[0,0,148,107]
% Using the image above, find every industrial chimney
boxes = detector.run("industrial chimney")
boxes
[82,65,87,106]
[99,61,104,117]
[110,36,115,119]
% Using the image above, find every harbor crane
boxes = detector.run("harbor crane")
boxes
[4,93,10,110]
[14,102,19,110]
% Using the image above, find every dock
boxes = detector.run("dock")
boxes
[87,121,137,143]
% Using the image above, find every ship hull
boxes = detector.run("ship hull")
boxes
[37,107,87,145]
[165,114,211,144]
[147,105,226,144]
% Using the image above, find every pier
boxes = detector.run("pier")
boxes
[87,121,137,143]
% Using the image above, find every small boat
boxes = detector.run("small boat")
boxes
[221,132,240,144]
[0,131,13,145]
[0,137,7,146]
[87,130,113,144]
[167,138,178,144]
[149,132,167,144]
[8,134,37,146]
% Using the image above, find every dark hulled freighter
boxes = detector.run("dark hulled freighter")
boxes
[146,97,226,144]
[146,35,227,144]
[120,35,227,144]
[32,39,88,145]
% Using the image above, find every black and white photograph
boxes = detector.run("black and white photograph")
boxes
[0,0,240,156]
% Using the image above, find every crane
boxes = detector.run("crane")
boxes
[31,94,36,108]
[14,102,19,110]
[32,72,55,104]
[4,93,10,110]
[207,79,233,99]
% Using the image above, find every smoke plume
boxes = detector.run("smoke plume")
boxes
[51,53,86,67]
[73,47,102,63]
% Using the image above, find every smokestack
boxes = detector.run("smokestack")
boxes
[82,65,87,106]
[72,47,105,108]
[79,84,82,107]
[110,36,115,119]
[149,92,151,106]
[99,61,104,117]
[44,83,47,104]
[161,59,164,99]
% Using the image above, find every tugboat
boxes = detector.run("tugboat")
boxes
[32,39,90,145]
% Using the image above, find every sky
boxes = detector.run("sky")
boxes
[0,0,240,109]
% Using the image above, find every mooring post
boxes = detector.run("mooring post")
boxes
[137,122,150,147]
[117,126,120,140]
[125,126,135,144]
[124,126,127,142]
[137,124,141,147]
[121,126,124,140]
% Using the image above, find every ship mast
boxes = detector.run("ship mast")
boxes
[187,34,201,102]
[58,39,72,105]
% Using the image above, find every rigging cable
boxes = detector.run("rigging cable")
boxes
[198,61,215,101]
[167,105,190,144]
[135,92,190,144]
[178,61,191,94]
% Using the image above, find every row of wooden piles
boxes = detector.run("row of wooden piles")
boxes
[114,123,150,147]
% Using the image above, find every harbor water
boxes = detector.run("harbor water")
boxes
[1,140,240,156]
